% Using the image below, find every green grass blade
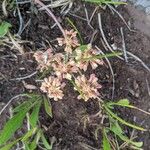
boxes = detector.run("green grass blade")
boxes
[13,94,41,113]
[77,52,122,62]
[103,128,111,150]
[104,105,146,131]
[41,133,52,150]
[22,128,37,142]
[44,97,53,118]
[83,0,126,5]
[0,101,38,145]
[29,101,42,127]
[0,138,21,150]
[109,120,143,148]
[29,130,41,150]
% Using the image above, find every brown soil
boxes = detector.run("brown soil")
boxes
[0,1,150,150]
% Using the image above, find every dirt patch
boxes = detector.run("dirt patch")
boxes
[0,1,150,149]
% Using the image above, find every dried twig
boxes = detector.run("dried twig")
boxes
[127,51,150,72]
[107,4,134,32]
[34,0,66,38]
[2,0,8,16]
[10,71,37,81]
[8,32,24,54]
[84,4,94,29]
[120,27,128,62]
[89,6,99,23]
[16,0,24,36]
[96,45,115,99]
[0,94,28,116]
[146,78,150,96]
[98,13,123,60]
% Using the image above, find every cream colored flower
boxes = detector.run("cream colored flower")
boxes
[57,29,80,53]
[75,44,103,71]
[33,48,54,72]
[74,74,101,101]
[40,76,65,101]
[52,55,78,80]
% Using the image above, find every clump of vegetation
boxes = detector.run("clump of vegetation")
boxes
[0,27,147,150]
[0,0,149,150]
[34,30,105,101]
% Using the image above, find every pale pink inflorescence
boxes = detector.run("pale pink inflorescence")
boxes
[75,44,104,71]
[52,57,78,80]
[74,74,102,101]
[33,48,53,72]
[57,29,80,53]
[40,76,65,101]
[34,29,104,101]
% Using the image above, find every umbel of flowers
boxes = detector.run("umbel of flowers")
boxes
[34,29,103,101]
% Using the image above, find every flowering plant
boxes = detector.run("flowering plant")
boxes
[34,29,103,101]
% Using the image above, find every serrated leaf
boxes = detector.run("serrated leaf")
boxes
[44,97,52,118]
[0,101,38,146]
[29,101,42,127]
[0,22,12,37]
[103,128,111,150]
[104,105,146,131]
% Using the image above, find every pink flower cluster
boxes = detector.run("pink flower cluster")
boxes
[34,30,103,101]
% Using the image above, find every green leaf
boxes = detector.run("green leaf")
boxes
[103,128,111,150]
[41,133,52,150]
[109,120,143,148]
[44,97,53,118]
[0,101,38,146]
[116,99,130,105]
[83,0,126,5]
[78,45,89,52]
[29,101,42,127]
[13,101,33,113]
[24,143,30,150]
[0,22,12,37]
[104,105,146,131]
[0,138,21,150]
[13,94,42,113]
[29,130,41,150]
[110,120,123,135]
[77,52,122,62]
[106,99,135,108]
[21,128,37,142]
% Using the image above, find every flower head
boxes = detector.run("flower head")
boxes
[34,48,53,72]
[57,29,80,53]
[52,55,78,79]
[75,44,103,71]
[40,76,65,101]
[74,74,101,101]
